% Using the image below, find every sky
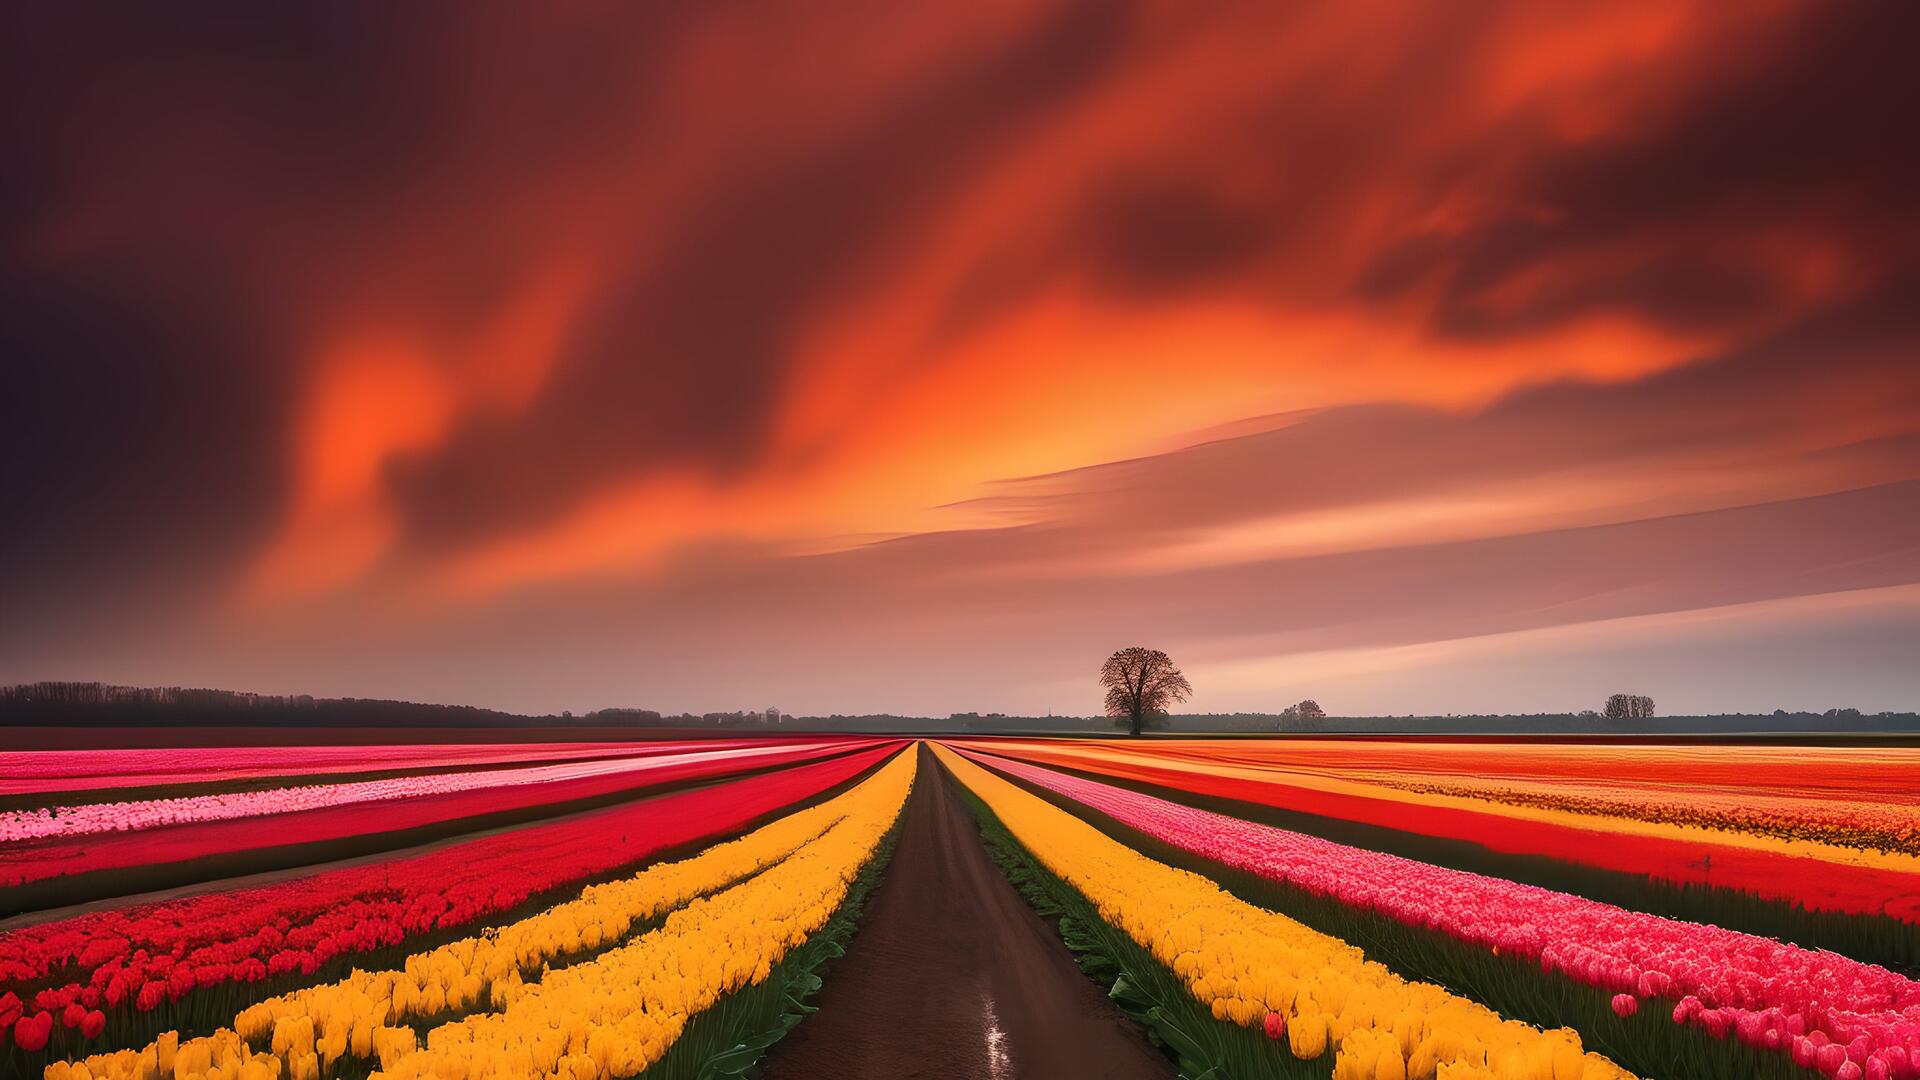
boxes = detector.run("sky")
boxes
[2,2,1917,718]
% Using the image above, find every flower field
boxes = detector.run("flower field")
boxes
[0,744,842,843]
[6,733,1918,1080]
[0,741,773,800]
[0,740,871,907]
[1,732,904,1067]
[958,738,1920,928]
[959,747,1920,1079]
[48,751,916,1080]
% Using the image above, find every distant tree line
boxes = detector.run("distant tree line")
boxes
[2,681,1912,735]
[1,682,325,709]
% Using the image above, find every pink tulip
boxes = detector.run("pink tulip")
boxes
[1612,994,1639,1018]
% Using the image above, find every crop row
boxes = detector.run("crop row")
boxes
[49,749,917,1080]
[0,744,898,1055]
[1373,776,1920,858]
[0,740,864,892]
[0,743,835,843]
[1116,739,1919,799]
[933,744,1634,1080]
[371,751,914,1080]
[968,739,1920,926]
[0,740,760,799]
[972,749,1920,1080]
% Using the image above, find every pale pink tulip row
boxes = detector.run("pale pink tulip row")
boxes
[0,739,751,796]
[0,742,836,842]
[970,749,1920,1079]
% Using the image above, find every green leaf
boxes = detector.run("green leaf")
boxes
[1146,1005,1210,1073]
[1110,973,1154,1010]
[696,1043,762,1079]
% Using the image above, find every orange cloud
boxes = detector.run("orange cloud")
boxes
[242,256,593,605]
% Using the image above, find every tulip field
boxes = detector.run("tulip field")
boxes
[3,734,1917,1079]
[943,738,1920,1080]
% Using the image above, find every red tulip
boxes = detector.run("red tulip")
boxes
[1263,1011,1286,1040]
[13,1011,53,1053]
[1611,994,1638,1018]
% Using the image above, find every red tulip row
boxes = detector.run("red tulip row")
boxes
[0,742,900,1052]
[968,749,1920,1080]
[5,742,818,843]
[0,739,864,886]
[971,739,1920,923]
[0,738,762,798]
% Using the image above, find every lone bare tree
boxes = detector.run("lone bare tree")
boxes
[1101,647,1192,737]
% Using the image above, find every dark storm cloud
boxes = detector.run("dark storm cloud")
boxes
[1,0,1131,580]
[389,0,1129,549]
[1400,3,1920,339]
[0,265,287,616]
[0,2,702,602]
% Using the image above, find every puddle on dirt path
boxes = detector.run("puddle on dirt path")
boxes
[981,992,1013,1080]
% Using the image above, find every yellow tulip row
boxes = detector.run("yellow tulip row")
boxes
[48,749,914,1080]
[370,750,915,1079]
[932,745,1635,1080]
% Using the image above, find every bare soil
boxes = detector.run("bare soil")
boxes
[759,744,1170,1080]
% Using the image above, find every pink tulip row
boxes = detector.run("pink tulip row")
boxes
[1,742,837,842]
[0,738,764,796]
[968,749,1920,1079]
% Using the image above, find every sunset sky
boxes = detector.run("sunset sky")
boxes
[3,2,1917,717]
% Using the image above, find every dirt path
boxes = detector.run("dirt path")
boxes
[759,743,1170,1080]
